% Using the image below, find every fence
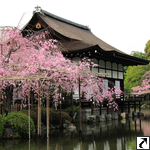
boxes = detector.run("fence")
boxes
[0,104,21,115]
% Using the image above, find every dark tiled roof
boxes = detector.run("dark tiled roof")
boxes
[41,9,90,31]
[37,10,121,52]
[22,8,150,65]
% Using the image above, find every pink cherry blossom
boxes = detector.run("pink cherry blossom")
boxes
[0,27,120,111]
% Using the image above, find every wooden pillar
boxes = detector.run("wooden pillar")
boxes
[100,102,102,115]
[29,139,30,150]
[128,101,130,113]
[59,86,62,129]
[134,101,136,112]
[47,136,49,150]
[139,101,141,112]
[107,105,109,114]
[59,99,62,129]
[79,77,82,136]
[37,80,41,136]
[28,83,30,139]
[46,84,50,138]
[71,88,74,122]
[38,64,41,137]
[122,103,124,113]
[91,99,93,115]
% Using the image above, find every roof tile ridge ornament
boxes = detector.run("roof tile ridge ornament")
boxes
[33,6,45,16]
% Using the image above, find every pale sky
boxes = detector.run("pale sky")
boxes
[1,0,150,55]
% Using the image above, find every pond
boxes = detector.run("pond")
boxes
[0,108,150,150]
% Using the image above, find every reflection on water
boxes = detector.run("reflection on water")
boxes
[0,109,150,150]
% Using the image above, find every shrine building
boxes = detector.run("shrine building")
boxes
[22,7,149,100]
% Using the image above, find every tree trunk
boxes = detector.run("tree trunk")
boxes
[7,85,13,113]
[3,94,7,115]
[3,85,13,115]
[30,90,34,108]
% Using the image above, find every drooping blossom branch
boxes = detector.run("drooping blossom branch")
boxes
[0,27,121,111]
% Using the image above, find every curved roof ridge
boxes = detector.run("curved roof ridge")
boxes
[41,9,90,31]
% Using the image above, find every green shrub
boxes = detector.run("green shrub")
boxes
[3,112,35,137]
[63,106,79,117]
[55,111,71,124]
[31,107,46,125]
[31,107,71,125]
[0,115,4,137]
[19,110,37,127]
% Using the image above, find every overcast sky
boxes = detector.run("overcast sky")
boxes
[1,0,150,54]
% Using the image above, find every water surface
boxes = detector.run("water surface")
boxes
[0,109,150,150]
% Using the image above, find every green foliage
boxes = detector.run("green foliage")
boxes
[130,51,146,59]
[124,51,149,95]
[3,112,35,137]
[55,110,71,124]
[0,115,4,137]
[31,107,55,125]
[61,92,76,109]
[144,40,150,59]
[19,109,37,127]
[124,51,147,85]
[63,106,79,117]
[31,107,71,125]
[124,64,150,95]
[62,98,72,108]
